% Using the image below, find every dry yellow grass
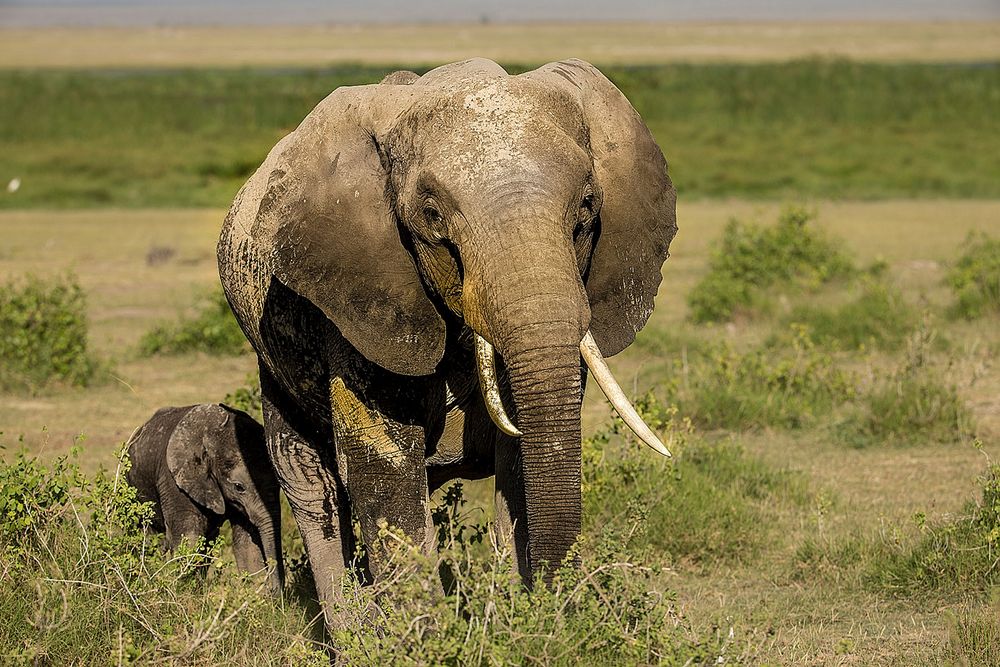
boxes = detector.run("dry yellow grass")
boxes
[2,21,999,69]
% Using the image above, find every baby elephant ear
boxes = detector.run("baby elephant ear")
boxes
[245,84,446,376]
[166,405,226,515]
[527,59,677,357]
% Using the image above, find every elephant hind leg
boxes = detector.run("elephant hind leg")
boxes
[260,366,355,621]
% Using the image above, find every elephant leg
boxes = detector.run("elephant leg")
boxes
[494,433,531,583]
[230,518,266,574]
[260,367,354,620]
[329,375,434,580]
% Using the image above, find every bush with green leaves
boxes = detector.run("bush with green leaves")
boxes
[0,274,100,392]
[138,288,248,356]
[0,444,327,665]
[663,326,855,431]
[839,323,973,447]
[687,207,855,323]
[224,373,263,422]
[947,232,1000,319]
[783,280,916,351]
[583,401,807,568]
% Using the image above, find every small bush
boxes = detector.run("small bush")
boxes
[864,453,1000,596]
[225,373,263,422]
[583,400,806,567]
[0,445,327,664]
[138,288,248,356]
[0,274,100,392]
[947,232,1000,319]
[839,323,973,447]
[687,207,854,323]
[784,281,916,351]
[665,326,855,431]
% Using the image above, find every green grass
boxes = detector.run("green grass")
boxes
[947,232,1000,320]
[2,60,999,208]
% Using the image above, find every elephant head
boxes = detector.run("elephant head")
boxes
[249,59,676,575]
[166,404,284,591]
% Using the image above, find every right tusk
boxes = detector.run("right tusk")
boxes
[580,331,672,458]
[475,333,523,438]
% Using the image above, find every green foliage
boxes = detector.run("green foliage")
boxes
[687,207,854,323]
[947,600,1000,667]
[583,400,806,567]
[331,482,728,665]
[947,232,1000,319]
[224,373,263,423]
[839,323,973,447]
[3,61,1000,208]
[783,280,916,351]
[664,326,855,430]
[0,274,100,392]
[0,445,327,664]
[138,289,248,356]
[864,455,1000,596]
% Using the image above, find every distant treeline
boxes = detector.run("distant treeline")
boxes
[1,60,998,208]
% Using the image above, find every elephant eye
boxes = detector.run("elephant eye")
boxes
[423,205,443,224]
[232,480,247,494]
[580,193,596,217]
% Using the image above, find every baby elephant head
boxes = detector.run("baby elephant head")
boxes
[166,404,282,590]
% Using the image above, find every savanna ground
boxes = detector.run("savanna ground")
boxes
[2,22,1000,665]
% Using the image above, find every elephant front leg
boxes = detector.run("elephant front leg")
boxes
[260,368,355,621]
[329,376,434,580]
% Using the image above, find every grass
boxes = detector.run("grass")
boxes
[2,61,1000,209]
[138,288,249,357]
[2,202,999,663]
[947,232,1000,320]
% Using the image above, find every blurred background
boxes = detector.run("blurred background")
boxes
[1,1,999,663]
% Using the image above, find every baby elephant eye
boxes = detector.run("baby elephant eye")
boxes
[231,480,247,494]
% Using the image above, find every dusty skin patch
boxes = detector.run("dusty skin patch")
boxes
[329,377,405,467]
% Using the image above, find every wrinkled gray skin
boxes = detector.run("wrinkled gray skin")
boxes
[126,404,284,594]
[218,58,676,619]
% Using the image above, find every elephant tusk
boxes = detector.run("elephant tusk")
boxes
[474,333,523,438]
[580,331,672,458]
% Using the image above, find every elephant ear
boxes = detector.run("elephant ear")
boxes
[248,83,446,376]
[166,405,226,515]
[526,59,677,357]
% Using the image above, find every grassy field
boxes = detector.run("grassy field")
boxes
[2,61,999,209]
[2,22,1000,69]
[2,200,999,662]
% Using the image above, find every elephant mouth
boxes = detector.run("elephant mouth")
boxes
[473,331,672,457]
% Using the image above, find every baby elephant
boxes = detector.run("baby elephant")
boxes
[126,403,283,593]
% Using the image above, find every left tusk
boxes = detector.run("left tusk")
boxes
[475,333,523,438]
[580,331,672,458]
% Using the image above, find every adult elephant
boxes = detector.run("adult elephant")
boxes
[218,58,677,619]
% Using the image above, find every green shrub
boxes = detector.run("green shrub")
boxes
[0,445,328,664]
[225,373,263,422]
[664,326,855,431]
[947,232,1000,319]
[138,288,248,356]
[864,455,1000,596]
[839,324,973,447]
[583,400,806,567]
[687,207,854,323]
[332,483,727,666]
[784,281,916,351]
[0,274,100,392]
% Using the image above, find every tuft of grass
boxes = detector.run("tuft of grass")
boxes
[663,327,855,431]
[583,400,807,567]
[138,289,249,357]
[783,280,916,351]
[0,274,101,392]
[947,232,1000,320]
[687,207,854,323]
[838,323,973,447]
[947,601,1000,667]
